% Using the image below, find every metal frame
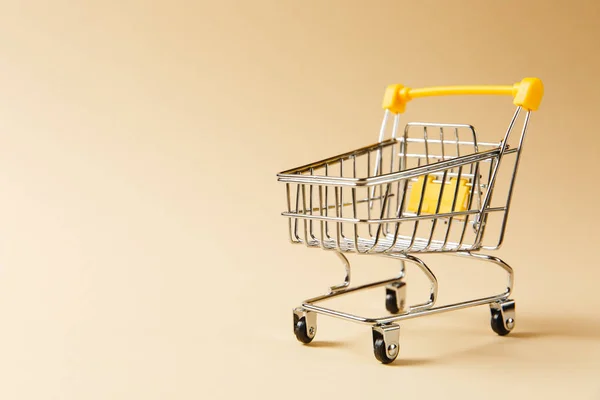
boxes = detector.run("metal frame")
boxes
[299,250,512,326]
[280,106,530,362]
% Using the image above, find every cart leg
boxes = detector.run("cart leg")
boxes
[293,307,317,344]
[385,253,437,312]
[372,324,400,364]
[455,252,515,336]
[455,252,514,298]
[329,251,351,293]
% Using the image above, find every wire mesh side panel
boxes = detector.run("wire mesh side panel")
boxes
[377,123,499,253]
[285,139,400,250]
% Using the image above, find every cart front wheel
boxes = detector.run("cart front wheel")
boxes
[490,308,514,336]
[372,325,400,364]
[373,337,398,364]
[294,316,316,344]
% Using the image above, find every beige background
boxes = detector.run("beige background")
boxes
[0,1,599,399]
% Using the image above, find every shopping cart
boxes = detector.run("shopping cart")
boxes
[277,78,543,363]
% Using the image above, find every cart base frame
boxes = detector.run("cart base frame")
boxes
[292,250,516,364]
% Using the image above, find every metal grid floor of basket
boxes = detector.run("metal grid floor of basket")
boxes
[301,233,475,253]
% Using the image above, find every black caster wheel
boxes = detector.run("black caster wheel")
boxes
[294,316,315,344]
[385,293,399,314]
[373,337,398,364]
[372,327,399,364]
[490,308,513,336]
[385,281,406,314]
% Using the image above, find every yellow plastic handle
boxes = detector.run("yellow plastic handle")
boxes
[382,77,543,113]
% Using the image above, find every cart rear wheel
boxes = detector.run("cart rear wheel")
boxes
[294,317,315,344]
[385,293,399,314]
[385,281,406,314]
[490,308,513,336]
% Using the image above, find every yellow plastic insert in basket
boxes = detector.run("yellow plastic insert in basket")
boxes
[407,176,470,214]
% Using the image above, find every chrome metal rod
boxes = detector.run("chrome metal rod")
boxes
[278,148,500,187]
[329,251,352,292]
[304,275,402,304]
[301,252,512,326]
[384,253,437,311]
[281,206,506,223]
[303,292,508,325]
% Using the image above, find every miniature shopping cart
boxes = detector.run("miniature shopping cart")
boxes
[277,78,543,363]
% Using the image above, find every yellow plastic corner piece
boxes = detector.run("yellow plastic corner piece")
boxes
[513,77,544,111]
[382,84,410,114]
[407,176,470,215]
